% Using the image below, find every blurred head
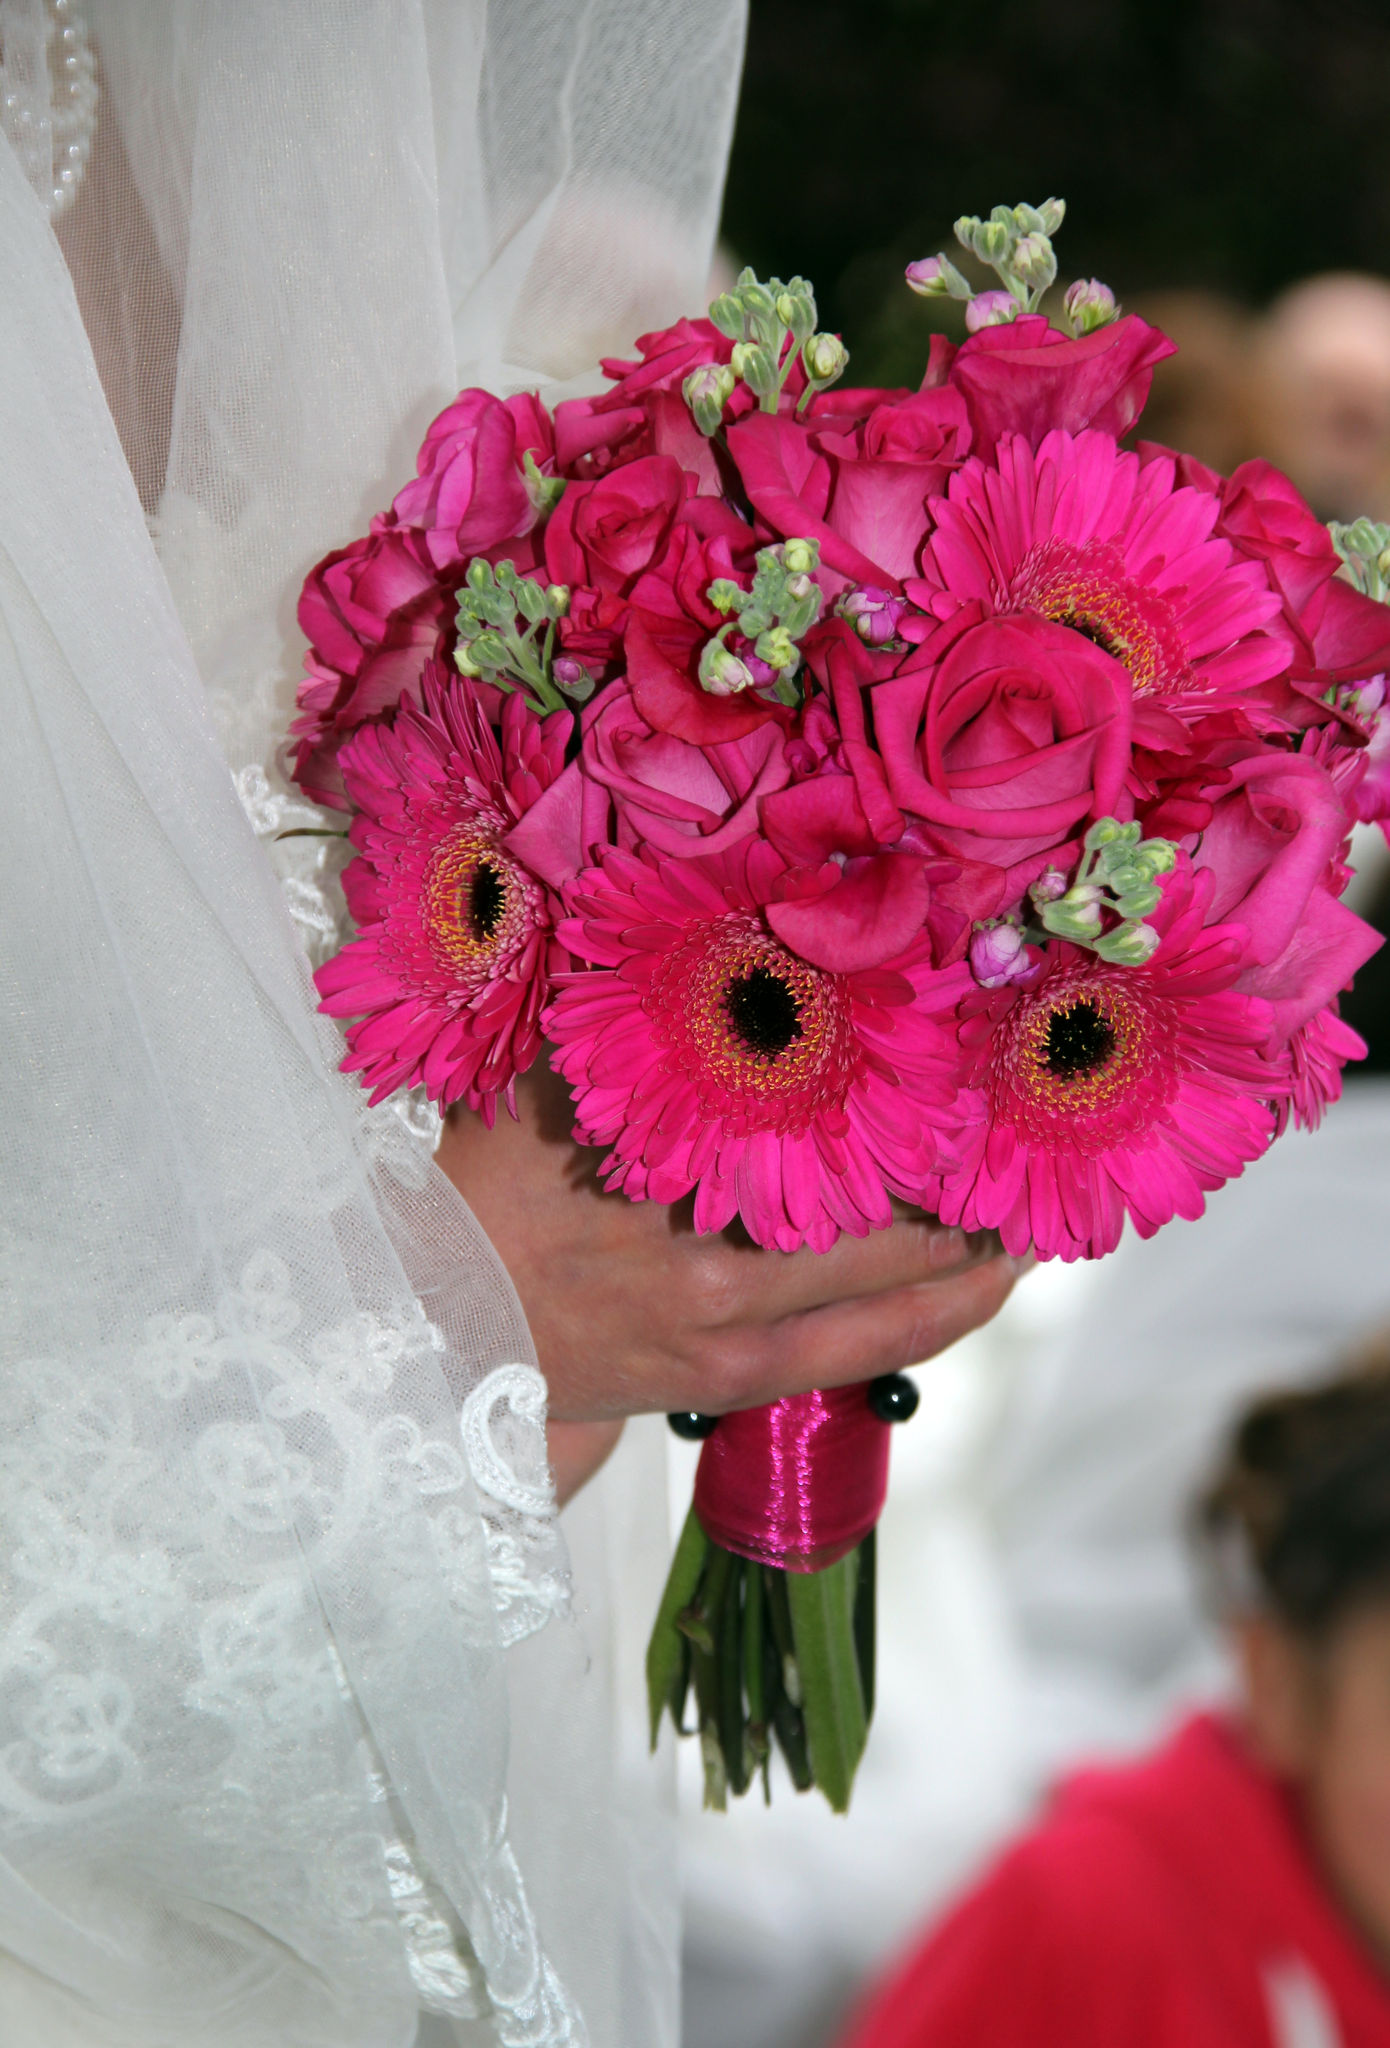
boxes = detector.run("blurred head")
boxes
[1251,273,1390,521]
[1200,1363,1390,1961]
[1127,290,1256,476]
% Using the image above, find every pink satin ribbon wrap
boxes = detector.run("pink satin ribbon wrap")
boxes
[693,1385,890,1573]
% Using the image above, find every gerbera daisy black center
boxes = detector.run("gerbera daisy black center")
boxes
[469,859,507,940]
[418,826,538,986]
[643,917,859,1131]
[1041,998,1116,1079]
[723,964,804,1061]
[988,966,1182,1157]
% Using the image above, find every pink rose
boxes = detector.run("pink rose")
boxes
[598,315,734,411]
[756,772,938,972]
[582,679,793,859]
[552,317,740,480]
[940,312,1176,460]
[821,387,976,584]
[392,390,548,571]
[726,413,904,589]
[544,455,691,596]
[626,614,787,746]
[868,610,1134,874]
[1194,750,1352,969]
[554,585,629,689]
[1163,455,1390,714]
[1300,575,1390,690]
[725,390,973,593]
[552,394,650,477]
[860,387,972,468]
[1217,460,1340,630]
[1237,887,1381,1040]
[291,521,453,806]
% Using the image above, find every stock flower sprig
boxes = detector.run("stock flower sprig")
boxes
[453,559,590,714]
[700,539,825,704]
[968,821,1179,988]
[905,196,1119,337]
[684,267,849,433]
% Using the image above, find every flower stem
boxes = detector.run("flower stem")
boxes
[646,1516,876,1811]
[645,1506,710,1744]
[785,1553,869,1813]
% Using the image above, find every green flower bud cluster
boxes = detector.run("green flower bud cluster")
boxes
[905,199,1120,340]
[1030,818,1177,967]
[454,558,588,716]
[1330,516,1390,604]
[688,268,848,433]
[700,538,824,704]
[954,200,1063,312]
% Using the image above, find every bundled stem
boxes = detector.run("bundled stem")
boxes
[645,1509,875,1813]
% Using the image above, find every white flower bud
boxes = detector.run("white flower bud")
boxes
[802,332,850,385]
[698,634,755,697]
[964,291,1020,333]
[1094,921,1161,967]
[683,361,737,436]
[1063,277,1119,335]
[975,219,1013,265]
[1012,232,1057,293]
[782,537,819,576]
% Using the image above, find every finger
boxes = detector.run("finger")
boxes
[701,1251,1022,1412]
[688,1210,1005,1328]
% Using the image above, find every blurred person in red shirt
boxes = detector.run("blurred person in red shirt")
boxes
[838,1360,1390,2048]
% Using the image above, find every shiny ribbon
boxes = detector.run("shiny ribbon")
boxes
[692,1384,890,1573]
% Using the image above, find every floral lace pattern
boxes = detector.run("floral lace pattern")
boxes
[461,1367,571,1647]
[0,1249,583,2046]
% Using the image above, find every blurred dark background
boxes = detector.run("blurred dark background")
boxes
[721,0,1390,390]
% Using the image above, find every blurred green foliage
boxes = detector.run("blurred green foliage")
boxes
[721,0,1390,388]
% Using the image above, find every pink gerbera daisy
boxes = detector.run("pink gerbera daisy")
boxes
[1278,1003,1366,1135]
[929,861,1291,1261]
[544,838,965,1252]
[910,429,1287,709]
[315,665,566,1120]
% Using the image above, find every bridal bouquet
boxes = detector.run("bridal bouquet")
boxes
[289,200,1390,1810]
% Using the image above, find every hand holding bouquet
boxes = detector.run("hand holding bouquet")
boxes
[289,200,1390,1809]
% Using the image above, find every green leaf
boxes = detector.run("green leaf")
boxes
[786,1557,868,1814]
[762,1567,812,1790]
[762,1607,812,1792]
[717,1557,750,1798]
[645,1508,711,1748]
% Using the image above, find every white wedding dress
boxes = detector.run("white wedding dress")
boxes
[0,3,745,2043]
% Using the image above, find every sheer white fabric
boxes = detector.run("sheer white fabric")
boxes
[0,3,745,2044]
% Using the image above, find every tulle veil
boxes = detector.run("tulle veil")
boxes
[0,2,745,2043]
